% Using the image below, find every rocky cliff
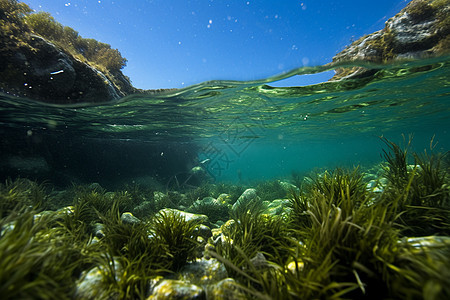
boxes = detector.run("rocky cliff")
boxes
[0,1,138,104]
[331,0,450,80]
[0,34,134,103]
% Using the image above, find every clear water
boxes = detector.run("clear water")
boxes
[1,56,449,186]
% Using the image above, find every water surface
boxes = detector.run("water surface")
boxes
[1,57,449,185]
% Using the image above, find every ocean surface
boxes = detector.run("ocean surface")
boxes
[1,56,449,187]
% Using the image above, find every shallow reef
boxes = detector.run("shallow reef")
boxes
[0,137,449,299]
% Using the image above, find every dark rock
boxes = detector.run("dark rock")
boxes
[331,0,450,80]
[196,224,213,240]
[0,34,132,103]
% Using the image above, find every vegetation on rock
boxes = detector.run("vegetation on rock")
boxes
[0,0,134,102]
[0,0,127,73]
[331,0,450,80]
[25,11,127,72]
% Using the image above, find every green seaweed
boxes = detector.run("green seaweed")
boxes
[0,136,449,299]
[0,178,47,218]
[381,135,411,192]
[188,200,230,225]
[93,253,154,300]
[99,200,168,269]
[150,209,202,271]
[0,209,99,299]
[91,201,170,298]
[210,155,427,298]
[381,136,450,236]
[391,239,450,299]
[256,180,288,201]
[216,198,295,281]
[307,166,367,210]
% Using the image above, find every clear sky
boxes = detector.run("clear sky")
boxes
[23,0,410,89]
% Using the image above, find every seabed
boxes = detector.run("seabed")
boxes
[0,137,449,299]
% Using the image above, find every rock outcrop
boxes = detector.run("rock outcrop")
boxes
[331,0,450,80]
[0,34,134,104]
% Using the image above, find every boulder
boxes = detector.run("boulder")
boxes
[207,278,247,299]
[120,212,141,225]
[0,34,131,103]
[331,0,450,80]
[148,279,205,300]
[75,258,122,300]
[264,199,291,216]
[232,188,260,210]
[158,208,209,224]
[179,257,228,287]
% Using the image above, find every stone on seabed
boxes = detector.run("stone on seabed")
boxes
[158,208,209,224]
[120,212,141,225]
[232,188,260,210]
[147,279,205,300]
[207,278,247,300]
[74,258,122,300]
[180,257,228,287]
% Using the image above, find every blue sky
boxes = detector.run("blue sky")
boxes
[24,0,410,89]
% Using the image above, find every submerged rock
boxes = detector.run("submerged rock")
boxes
[217,193,232,205]
[120,212,141,225]
[238,188,259,201]
[279,181,300,194]
[196,224,213,240]
[366,177,388,194]
[249,252,270,270]
[158,208,209,224]
[75,258,122,300]
[207,278,247,300]
[132,200,154,219]
[153,191,167,204]
[92,223,105,239]
[148,279,205,300]
[264,198,291,216]
[232,188,260,210]
[180,257,228,287]
[286,259,305,276]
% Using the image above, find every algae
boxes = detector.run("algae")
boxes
[0,137,449,299]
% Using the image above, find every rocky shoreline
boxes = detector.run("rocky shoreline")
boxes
[1,0,449,103]
[330,0,450,80]
[0,1,173,104]
[0,32,176,104]
[1,34,126,103]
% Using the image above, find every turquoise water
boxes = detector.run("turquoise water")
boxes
[1,56,449,186]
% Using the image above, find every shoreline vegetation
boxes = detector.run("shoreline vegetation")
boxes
[0,137,449,299]
[0,0,174,103]
[1,1,127,73]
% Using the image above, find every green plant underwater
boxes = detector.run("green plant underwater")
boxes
[0,136,449,299]
[210,137,450,299]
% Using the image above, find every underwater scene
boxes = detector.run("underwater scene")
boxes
[1,0,450,299]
